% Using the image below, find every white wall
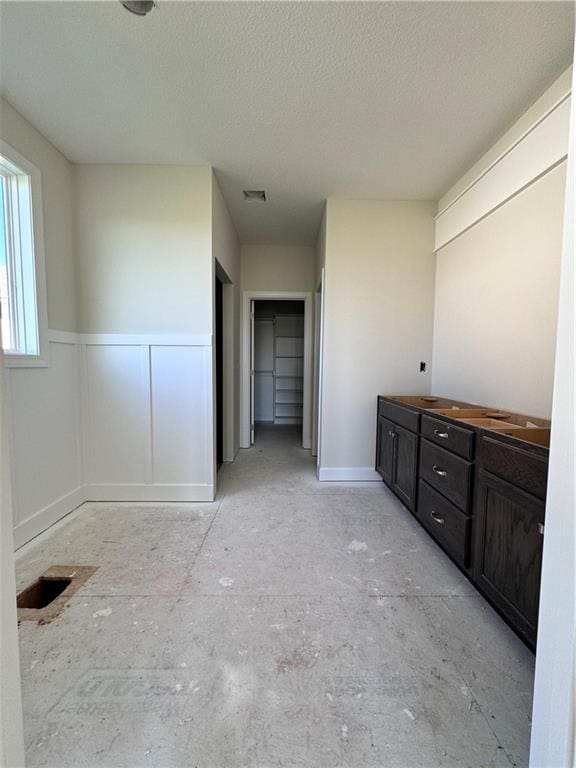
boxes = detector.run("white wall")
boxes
[0,97,76,331]
[8,339,84,547]
[318,200,436,480]
[432,163,566,417]
[72,164,216,505]
[530,52,575,768]
[212,174,241,461]
[239,244,315,449]
[0,99,83,548]
[0,348,24,767]
[2,146,221,544]
[432,71,570,418]
[75,165,212,334]
[241,244,315,293]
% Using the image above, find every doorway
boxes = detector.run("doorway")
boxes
[215,275,224,469]
[251,300,304,444]
[242,291,313,450]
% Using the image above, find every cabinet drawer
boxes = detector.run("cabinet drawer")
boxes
[478,436,548,501]
[419,439,473,512]
[421,415,475,460]
[417,480,470,567]
[378,398,420,433]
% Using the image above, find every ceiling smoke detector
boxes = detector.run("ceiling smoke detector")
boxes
[119,1,156,16]
[243,190,267,202]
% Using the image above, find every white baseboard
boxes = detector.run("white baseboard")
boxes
[14,482,216,549]
[317,467,381,482]
[13,487,86,550]
[84,484,215,503]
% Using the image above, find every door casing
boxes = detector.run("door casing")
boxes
[241,291,313,449]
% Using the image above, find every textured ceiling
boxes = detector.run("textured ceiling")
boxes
[0,1,573,244]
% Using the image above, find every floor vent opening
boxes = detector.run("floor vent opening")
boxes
[17,577,71,609]
[17,565,98,624]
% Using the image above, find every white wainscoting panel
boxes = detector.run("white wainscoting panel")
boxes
[8,341,84,548]
[9,333,216,547]
[150,345,213,488]
[435,95,571,250]
[83,344,150,485]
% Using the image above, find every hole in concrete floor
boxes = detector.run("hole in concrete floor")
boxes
[17,577,72,609]
[17,566,98,623]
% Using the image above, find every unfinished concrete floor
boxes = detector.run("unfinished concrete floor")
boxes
[16,425,534,767]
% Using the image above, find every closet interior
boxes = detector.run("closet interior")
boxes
[253,300,304,428]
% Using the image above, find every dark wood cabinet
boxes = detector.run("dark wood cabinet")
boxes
[375,395,550,650]
[421,414,475,460]
[391,423,418,511]
[375,401,418,512]
[416,479,470,567]
[473,469,545,647]
[379,398,420,433]
[376,415,394,485]
[419,439,473,513]
[478,436,548,500]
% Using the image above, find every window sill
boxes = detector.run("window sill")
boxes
[3,353,49,369]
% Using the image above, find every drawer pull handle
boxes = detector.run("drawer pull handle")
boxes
[434,429,449,439]
[430,511,445,525]
[538,523,544,535]
[432,465,447,477]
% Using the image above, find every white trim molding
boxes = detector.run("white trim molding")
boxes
[84,484,214,503]
[48,330,212,347]
[435,93,571,251]
[13,481,214,550]
[318,467,381,482]
[13,487,85,550]
[0,139,49,368]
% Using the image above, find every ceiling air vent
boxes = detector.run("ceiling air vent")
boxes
[243,190,266,202]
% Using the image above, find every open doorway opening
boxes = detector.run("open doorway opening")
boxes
[215,274,224,470]
[242,291,313,451]
[252,300,304,445]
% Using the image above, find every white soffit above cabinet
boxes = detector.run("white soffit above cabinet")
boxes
[435,93,571,251]
[0,1,574,244]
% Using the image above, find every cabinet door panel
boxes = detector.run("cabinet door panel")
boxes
[474,469,544,647]
[376,416,394,485]
[392,424,418,512]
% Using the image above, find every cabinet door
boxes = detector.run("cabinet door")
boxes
[376,416,394,485]
[392,423,418,512]
[473,469,545,648]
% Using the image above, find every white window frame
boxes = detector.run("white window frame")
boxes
[0,140,48,367]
